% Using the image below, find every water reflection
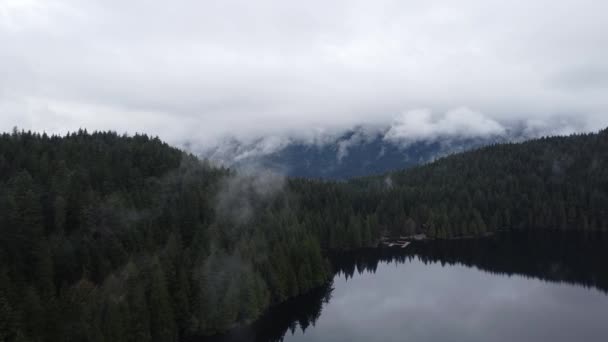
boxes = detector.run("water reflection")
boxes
[334,230,608,293]
[196,231,608,342]
[195,285,333,342]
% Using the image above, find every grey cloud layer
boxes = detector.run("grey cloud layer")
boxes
[1,0,607,149]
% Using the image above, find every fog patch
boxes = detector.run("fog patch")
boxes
[384,176,394,190]
[215,167,286,225]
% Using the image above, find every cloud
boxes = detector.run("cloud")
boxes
[384,108,505,143]
[337,135,362,163]
[1,0,608,149]
[550,65,608,91]
[207,136,292,166]
[336,127,383,162]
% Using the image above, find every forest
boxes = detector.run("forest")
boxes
[1,127,607,341]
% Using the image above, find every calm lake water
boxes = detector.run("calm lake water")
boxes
[201,231,608,342]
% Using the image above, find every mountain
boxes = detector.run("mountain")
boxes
[201,125,535,179]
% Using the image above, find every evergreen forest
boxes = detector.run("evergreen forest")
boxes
[1,127,607,341]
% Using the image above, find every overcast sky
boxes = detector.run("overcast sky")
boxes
[1,0,607,148]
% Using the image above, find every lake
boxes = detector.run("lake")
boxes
[199,231,608,342]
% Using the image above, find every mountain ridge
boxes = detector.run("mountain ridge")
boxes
[200,121,587,179]
[201,128,514,179]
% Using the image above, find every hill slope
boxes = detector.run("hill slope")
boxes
[350,128,608,237]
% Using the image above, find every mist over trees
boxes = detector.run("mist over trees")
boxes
[1,127,607,341]
[0,130,330,341]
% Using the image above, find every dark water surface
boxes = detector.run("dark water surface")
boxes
[199,231,608,342]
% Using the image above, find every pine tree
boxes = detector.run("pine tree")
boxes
[149,265,176,342]
[0,288,17,342]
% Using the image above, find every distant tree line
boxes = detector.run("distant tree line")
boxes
[0,127,607,341]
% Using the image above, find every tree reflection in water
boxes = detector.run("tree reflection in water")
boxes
[193,230,608,342]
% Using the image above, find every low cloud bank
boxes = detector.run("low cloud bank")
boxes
[200,108,605,166]
[384,107,505,144]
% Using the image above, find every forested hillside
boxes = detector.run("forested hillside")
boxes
[352,128,608,238]
[1,128,607,341]
[0,130,339,341]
